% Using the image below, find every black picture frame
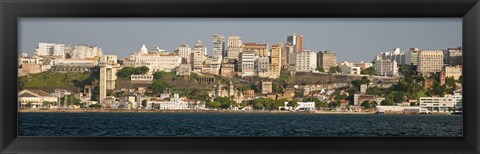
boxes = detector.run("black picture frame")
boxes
[1,0,479,153]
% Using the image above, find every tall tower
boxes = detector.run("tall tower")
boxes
[226,36,243,60]
[213,33,225,57]
[99,55,120,105]
[229,81,234,97]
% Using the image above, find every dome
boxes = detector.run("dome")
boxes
[140,44,148,54]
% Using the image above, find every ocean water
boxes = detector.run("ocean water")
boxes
[18,112,463,137]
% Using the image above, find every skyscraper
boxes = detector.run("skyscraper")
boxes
[269,43,283,78]
[227,35,243,60]
[287,33,303,53]
[417,50,444,75]
[317,51,337,72]
[213,33,225,57]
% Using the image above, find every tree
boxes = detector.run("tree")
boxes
[134,66,150,75]
[361,67,377,76]
[329,66,342,74]
[317,67,325,72]
[380,99,394,106]
[152,80,170,93]
[141,99,148,108]
[88,104,102,109]
[445,77,457,90]
[361,101,372,109]
[117,67,135,78]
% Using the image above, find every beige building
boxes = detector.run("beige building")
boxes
[243,43,269,57]
[261,81,273,94]
[269,43,283,78]
[417,50,444,75]
[226,36,243,60]
[18,89,59,108]
[72,44,103,59]
[176,63,191,76]
[440,65,462,85]
[192,41,207,72]
[99,55,121,104]
[317,51,337,72]
[220,63,235,78]
[176,44,191,64]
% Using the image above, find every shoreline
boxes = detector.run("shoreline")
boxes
[18,109,376,114]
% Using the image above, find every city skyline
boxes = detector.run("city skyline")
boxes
[19,18,461,62]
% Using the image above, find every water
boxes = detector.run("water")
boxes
[18,112,463,137]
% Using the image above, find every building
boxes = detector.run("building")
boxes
[353,61,373,70]
[360,84,368,93]
[269,43,283,78]
[192,40,207,72]
[18,89,59,108]
[295,102,315,111]
[373,58,398,76]
[240,51,256,77]
[176,44,191,64]
[244,90,255,100]
[176,63,191,76]
[405,48,420,66]
[201,56,222,75]
[261,81,273,94]
[99,55,121,104]
[51,59,97,73]
[256,57,270,78]
[226,35,243,60]
[440,65,462,85]
[287,33,303,52]
[446,47,462,66]
[353,94,376,106]
[124,45,182,73]
[295,50,317,72]
[417,50,444,75]
[338,62,361,75]
[220,62,236,78]
[243,43,269,57]
[317,51,337,72]
[34,42,70,58]
[130,75,154,82]
[375,48,406,66]
[419,91,462,113]
[146,94,205,110]
[72,44,103,59]
[213,33,225,57]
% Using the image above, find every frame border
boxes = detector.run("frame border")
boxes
[1,0,479,153]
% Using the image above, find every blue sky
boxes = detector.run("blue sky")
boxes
[19,18,461,62]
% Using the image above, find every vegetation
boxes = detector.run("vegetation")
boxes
[18,71,92,90]
[317,67,325,72]
[329,66,342,74]
[117,66,150,78]
[360,67,376,76]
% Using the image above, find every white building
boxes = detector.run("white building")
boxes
[405,48,420,66]
[146,94,205,110]
[373,58,398,76]
[295,102,316,111]
[124,45,182,73]
[256,57,270,78]
[72,44,103,59]
[419,91,462,113]
[18,90,59,108]
[240,51,256,77]
[375,48,406,66]
[295,50,317,72]
[338,61,361,75]
[34,42,70,58]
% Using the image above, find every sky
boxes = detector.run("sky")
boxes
[19,18,461,62]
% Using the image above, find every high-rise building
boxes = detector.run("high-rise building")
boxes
[287,33,303,53]
[243,43,269,57]
[317,51,337,72]
[373,58,398,76]
[417,50,444,75]
[34,42,70,58]
[256,57,270,78]
[295,50,317,72]
[99,55,120,104]
[192,40,207,72]
[405,48,420,66]
[177,44,191,64]
[227,36,243,60]
[240,51,256,77]
[446,47,462,66]
[213,34,225,57]
[72,44,103,59]
[375,48,406,66]
[269,43,283,78]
